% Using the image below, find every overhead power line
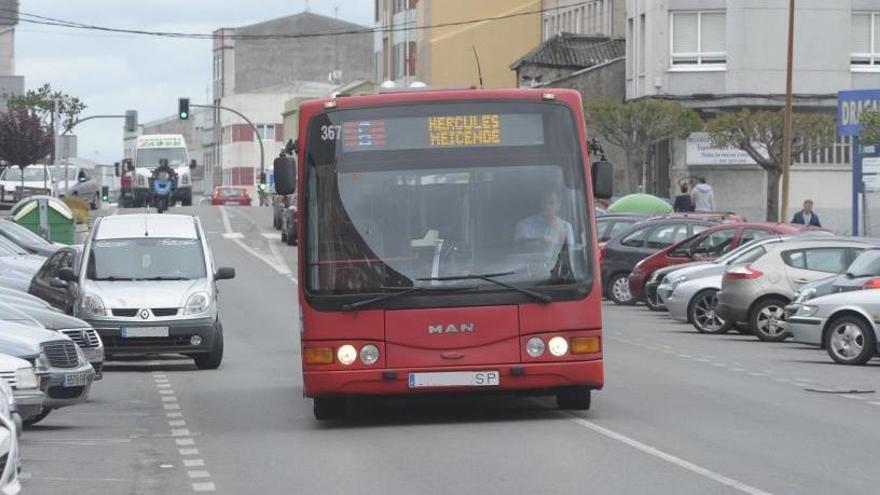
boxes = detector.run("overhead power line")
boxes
[0,2,593,41]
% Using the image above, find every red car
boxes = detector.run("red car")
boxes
[628,223,811,303]
[211,186,252,206]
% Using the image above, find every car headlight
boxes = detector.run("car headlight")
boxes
[794,288,816,303]
[36,350,50,371]
[796,305,819,317]
[669,275,688,290]
[80,293,107,317]
[183,292,211,315]
[15,367,39,389]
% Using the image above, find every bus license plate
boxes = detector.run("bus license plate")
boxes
[122,327,169,338]
[63,372,91,387]
[408,371,500,388]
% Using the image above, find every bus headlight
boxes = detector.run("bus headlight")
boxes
[359,345,380,365]
[548,336,569,357]
[526,337,545,358]
[337,345,357,366]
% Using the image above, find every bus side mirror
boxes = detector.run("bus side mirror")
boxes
[273,155,296,196]
[190,159,197,170]
[592,160,613,200]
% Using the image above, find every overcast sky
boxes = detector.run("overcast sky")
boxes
[16,0,372,163]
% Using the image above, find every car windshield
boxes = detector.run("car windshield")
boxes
[0,235,28,256]
[86,238,206,281]
[0,220,52,247]
[136,148,187,168]
[847,249,880,277]
[1,166,49,181]
[305,101,591,300]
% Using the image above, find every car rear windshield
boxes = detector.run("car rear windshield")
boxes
[846,249,880,277]
[86,238,206,281]
[217,188,245,197]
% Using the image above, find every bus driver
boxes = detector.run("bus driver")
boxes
[515,191,574,264]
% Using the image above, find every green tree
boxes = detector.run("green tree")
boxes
[859,108,880,145]
[6,83,87,133]
[585,99,702,194]
[0,109,54,188]
[706,109,836,222]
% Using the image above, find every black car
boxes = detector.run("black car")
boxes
[280,204,297,246]
[601,218,718,305]
[28,245,82,314]
[596,213,649,243]
[272,194,292,230]
[0,219,59,257]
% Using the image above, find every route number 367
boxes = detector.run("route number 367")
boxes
[320,125,342,141]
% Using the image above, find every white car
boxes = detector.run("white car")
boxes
[0,165,53,202]
[0,353,43,428]
[0,373,21,494]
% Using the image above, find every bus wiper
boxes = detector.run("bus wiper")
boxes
[418,272,552,303]
[342,285,476,312]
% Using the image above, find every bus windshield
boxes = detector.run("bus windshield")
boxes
[305,101,592,306]
[136,148,188,168]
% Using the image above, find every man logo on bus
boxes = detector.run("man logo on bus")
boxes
[428,323,475,335]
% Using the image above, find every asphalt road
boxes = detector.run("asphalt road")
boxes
[18,205,880,494]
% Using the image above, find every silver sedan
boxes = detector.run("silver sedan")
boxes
[787,289,880,365]
[666,273,728,333]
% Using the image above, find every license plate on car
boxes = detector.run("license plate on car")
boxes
[63,372,91,387]
[121,327,169,338]
[408,371,500,388]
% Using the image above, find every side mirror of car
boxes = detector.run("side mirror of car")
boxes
[273,155,296,196]
[214,267,236,281]
[57,267,79,283]
[190,159,197,170]
[592,160,613,200]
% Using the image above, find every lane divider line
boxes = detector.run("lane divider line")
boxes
[219,206,292,276]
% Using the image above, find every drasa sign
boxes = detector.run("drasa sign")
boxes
[838,90,880,136]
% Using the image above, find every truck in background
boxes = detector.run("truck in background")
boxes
[124,135,196,207]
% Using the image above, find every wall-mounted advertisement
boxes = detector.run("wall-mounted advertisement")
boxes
[686,132,761,166]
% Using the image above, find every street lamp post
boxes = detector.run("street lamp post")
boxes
[780,0,796,223]
[191,104,264,190]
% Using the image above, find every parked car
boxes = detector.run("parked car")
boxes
[717,238,876,342]
[0,302,104,379]
[0,320,95,426]
[0,218,60,257]
[0,377,21,494]
[0,236,44,292]
[0,353,44,426]
[54,163,101,209]
[595,213,647,243]
[61,214,235,369]
[628,223,805,306]
[0,164,52,201]
[663,238,790,333]
[0,286,59,313]
[786,289,880,365]
[211,186,252,206]
[28,245,83,315]
[601,217,719,304]
[280,203,297,246]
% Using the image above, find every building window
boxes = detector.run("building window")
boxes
[627,17,634,80]
[670,11,726,66]
[852,12,880,66]
[257,125,276,141]
[639,14,646,75]
[213,54,222,81]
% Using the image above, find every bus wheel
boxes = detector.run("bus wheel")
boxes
[556,387,591,410]
[314,397,348,420]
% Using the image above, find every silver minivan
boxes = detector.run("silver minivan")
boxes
[717,238,877,342]
[62,214,235,369]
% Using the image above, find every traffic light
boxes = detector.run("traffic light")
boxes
[178,98,190,120]
[124,110,138,133]
[101,186,109,203]
[259,172,267,184]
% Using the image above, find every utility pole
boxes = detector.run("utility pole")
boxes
[51,98,66,197]
[780,0,796,222]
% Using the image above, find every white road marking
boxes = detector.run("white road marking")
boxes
[164,404,181,410]
[167,412,184,418]
[261,232,282,240]
[184,459,206,467]
[157,383,172,388]
[730,368,746,373]
[161,396,178,402]
[711,363,728,368]
[219,206,291,275]
[175,438,195,446]
[565,414,772,495]
[159,389,175,395]
[869,401,880,406]
[171,428,191,437]
[180,448,200,456]
[193,482,216,492]
[749,372,767,377]
[842,395,867,401]
[188,471,211,479]
[169,420,187,427]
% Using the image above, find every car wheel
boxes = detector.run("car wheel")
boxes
[556,387,591,410]
[607,273,634,305]
[824,316,877,365]
[688,289,732,334]
[750,297,789,342]
[314,397,349,420]
[194,323,224,370]
[645,291,663,311]
[23,408,51,427]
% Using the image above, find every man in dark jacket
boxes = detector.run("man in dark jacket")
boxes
[791,199,822,227]
[673,184,695,212]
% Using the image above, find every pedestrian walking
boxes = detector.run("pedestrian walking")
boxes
[690,178,716,212]
[791,199,822,227]
[673,184,695,212]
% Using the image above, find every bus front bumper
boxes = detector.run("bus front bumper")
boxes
[303,359,604,398]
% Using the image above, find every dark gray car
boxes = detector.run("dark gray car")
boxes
[0,219,60,257]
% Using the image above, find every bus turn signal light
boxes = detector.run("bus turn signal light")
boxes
[571,337,601,355]
[304,347,334,365]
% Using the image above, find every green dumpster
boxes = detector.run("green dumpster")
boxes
[10,195,76,245]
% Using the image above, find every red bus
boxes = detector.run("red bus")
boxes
[273,88,612,420]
